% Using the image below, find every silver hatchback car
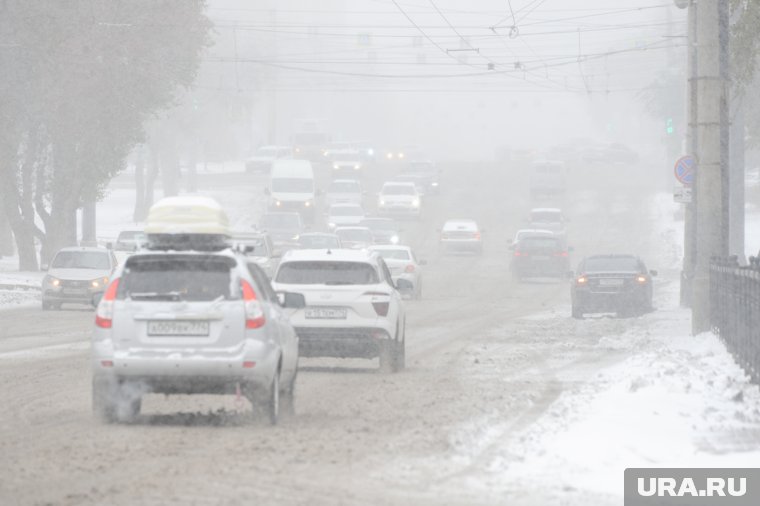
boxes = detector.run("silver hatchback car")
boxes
[91,249,303,424]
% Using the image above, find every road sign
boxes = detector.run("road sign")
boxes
[674,155,696,185]
[674,186,693,204]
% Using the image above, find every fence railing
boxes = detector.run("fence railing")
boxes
[710,257,760,384]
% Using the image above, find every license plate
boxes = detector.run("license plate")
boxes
[599,278,624,286]
[63,288,88,295]
[147,320,210,336]
[304,307,347,319]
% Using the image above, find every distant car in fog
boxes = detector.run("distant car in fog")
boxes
[529,160,566,200]
[113,230,146,252]
[298,232,342,250]
[510,228,556,245]
[400,160,440,195]
[245,145,292,173]
[329,149,364,177]
[385,144,424,162]
[571,254,656,318]
[232,231,279,279]
[326,179,364,207]
[377,182,422,218]
[334,226,374,249]
[510,234,571,281]
[369,245,425,299]
[528,208,568,235]
[327,203,366,229]
[360,217,402,245]
[42,247,118,310]
[266,159,316,221]
[439,219,483,255]
[259,212,304,252]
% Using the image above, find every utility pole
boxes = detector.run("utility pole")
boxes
[680,0,698,307]
[692,0,730,334]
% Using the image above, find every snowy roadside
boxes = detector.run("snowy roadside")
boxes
[0,256,42,309]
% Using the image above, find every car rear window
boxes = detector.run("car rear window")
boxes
[51,251,110,270]
[583,257,640,273]
[382,184,415,196]
[118,256,236,301]
[276,261,379,285]
[518,237,561,252]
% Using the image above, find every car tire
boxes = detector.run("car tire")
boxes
[280,370,297,419]
[394,323,406,371]
[378,340,397,373]
[264,373,280,426]
[92,375,117,423]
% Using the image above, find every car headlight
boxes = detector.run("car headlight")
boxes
[398,152,405,159]
[386,153,393,159]
[275,200,282,207]
[328,222,337,229]
[46,276,61,287]
[432,182,439,187]
[292,235,300,241]
[390,235,399,244]
[354,164,361,170]
[379,199,386,206]
[304,200,312,207]
[368,149,374,156]
[333,164,339,170]
[91,276,109,289]
[412,199,420,207]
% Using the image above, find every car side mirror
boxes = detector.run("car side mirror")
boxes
[649,269,658,277]
[92,292,103,307]
[277,291,306,309]
[395,278,414,292]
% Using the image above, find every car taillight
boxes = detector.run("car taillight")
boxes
[364,291,390,316]
[554,251,569,257]
[474,231,481,240]
[514,251,526,257]
[241,280,266,329]
[95,278,120,329]
[405,264,415,273]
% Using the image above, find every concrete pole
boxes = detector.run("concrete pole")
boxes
[692,0,730,334]
[681,0,698,307]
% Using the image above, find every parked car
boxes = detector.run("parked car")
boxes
[439,219,483,254]
[571,254,657,318]
[42,247,118,310]
[271,248,407,372]
[233,231,280,279]
[298,232,342,250]
[326,203,366,229]
[326,179,364,207]
[510,234,571,281]
[113,231,146,252]
[369,245,425,299]
[334,226,374,249]
[359,217,402,245]
[377,182,421,219]
[528,208,568,235]
[91,196,304,424]
[245,145,292,173]
[259,212,304,252]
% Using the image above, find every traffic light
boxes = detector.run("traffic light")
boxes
[666,118,674,135]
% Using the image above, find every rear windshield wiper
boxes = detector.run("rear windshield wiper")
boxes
[129,291,184,301]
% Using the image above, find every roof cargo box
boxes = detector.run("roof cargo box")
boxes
[144,196,230,251]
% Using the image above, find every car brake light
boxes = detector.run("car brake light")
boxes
[95,278,120,329]
[514,251,526,257]
[405,264,415,273]
[241,280,266,329]
[554,251,569,257]
[474,232,481,240]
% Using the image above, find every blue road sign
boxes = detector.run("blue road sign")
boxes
[674,155,696,186]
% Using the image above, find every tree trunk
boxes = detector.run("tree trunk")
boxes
[0,210,13,257]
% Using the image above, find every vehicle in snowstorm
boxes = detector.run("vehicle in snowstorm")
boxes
[359,217,402,245]
[400,159,440,195]
[292,120,331,162]
[298,232,342,250]
[326,203,366,229]
[334,226,374,250]
[91,196,305,424]
[529,160,566,200]
[439,219,483,255]
[571,254,657,318]
[245,145,293,174]
[271,249,406,372]
[385,144,423,163]
[266,159,316,221]
[390,173,428,196]
[329,149,364,177]
[510,228,557,246]
[42,247,118,310]
[326,178,364,207]
[377,182,422,218]
[510,233,571,281]
[353,140,376,162]
[259,212,304,253]
[232,231,280,279]
[113,230,147,252]
[369,245,425,299]
[528,208,568,235]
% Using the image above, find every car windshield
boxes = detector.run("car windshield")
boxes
[330,206,363,217]
[382,185,415,196]
[260,214,301,229]
[116,231,145,243]
[118,256,235,301]
[299,235,340,249]
[336,229,373,241]
[584,256,641,273]
[519,237,562,252]
[276,261,379,285]
[531,212,562,223]
[328,181,360,193]
[361,220,397,231]
[271,178,312,193]
[51,251,110,270]
[373,249,410,260]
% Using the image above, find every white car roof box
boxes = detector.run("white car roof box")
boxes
[144,196,230,251]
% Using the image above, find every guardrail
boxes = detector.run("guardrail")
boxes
[710,257,760,384]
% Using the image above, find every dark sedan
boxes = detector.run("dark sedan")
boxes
[510,234,571,281]
[571,254,657,318]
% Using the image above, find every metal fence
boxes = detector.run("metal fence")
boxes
[710,257,760,384]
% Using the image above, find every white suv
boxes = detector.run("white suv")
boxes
[377,182,421,218]
[271,249,406,372]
